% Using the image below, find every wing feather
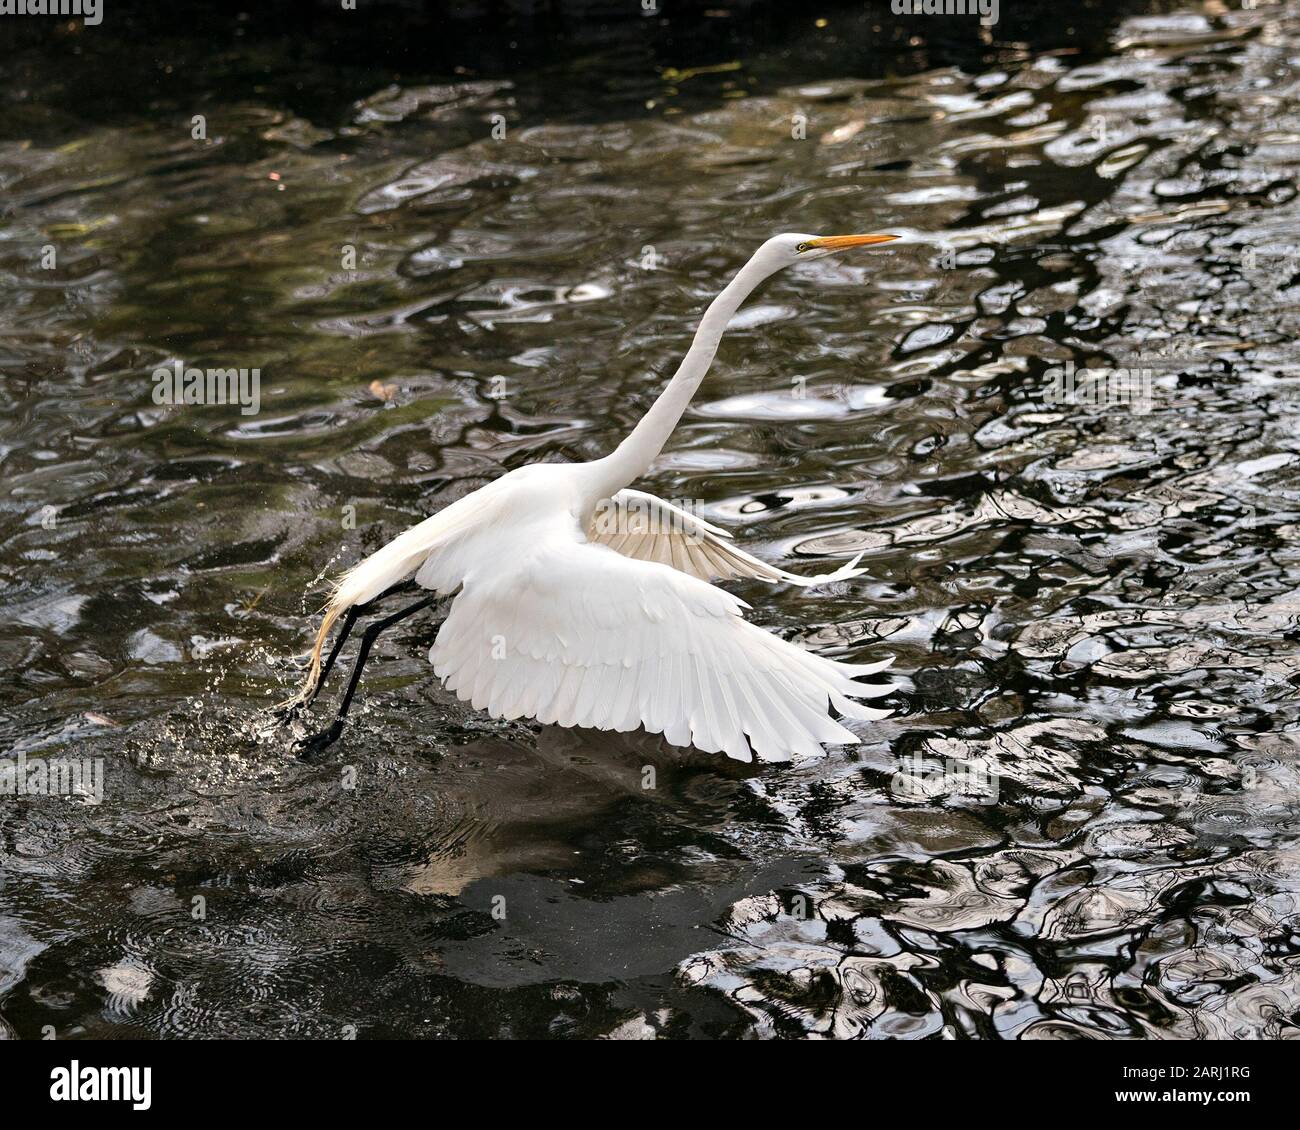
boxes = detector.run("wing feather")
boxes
[429,535,892,762]
[587,488,867,587]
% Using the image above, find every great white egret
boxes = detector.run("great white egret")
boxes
[280,231,900,760]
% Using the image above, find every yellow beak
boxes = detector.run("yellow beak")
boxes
[807,233,900,251]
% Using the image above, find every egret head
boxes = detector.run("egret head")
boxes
[760,230,900,268]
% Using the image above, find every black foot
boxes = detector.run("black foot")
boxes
[295,720,345,762]
[270,702,303,724]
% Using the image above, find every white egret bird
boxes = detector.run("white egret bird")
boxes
[281,231,900,759]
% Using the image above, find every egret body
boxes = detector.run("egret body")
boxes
[283,232,900,760]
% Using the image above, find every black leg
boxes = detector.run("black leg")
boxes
[274,579,419,719]
[302,574,419,705]
[302,605,358,709]
[296,593,439,759]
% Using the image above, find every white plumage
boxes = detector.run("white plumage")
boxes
[287,231,900,760]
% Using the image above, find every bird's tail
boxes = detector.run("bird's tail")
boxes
[276,599,345,712]
[302,602,344,700]
[277,490,490,711]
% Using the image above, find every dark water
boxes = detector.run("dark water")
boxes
[2,3,1299,1039]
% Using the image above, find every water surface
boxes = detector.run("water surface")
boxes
[1,3,1298,1039]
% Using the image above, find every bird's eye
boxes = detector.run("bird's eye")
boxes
[795,241,811,253]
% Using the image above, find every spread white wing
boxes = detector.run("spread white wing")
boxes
[430,532,892,762]
[587,488,866,586]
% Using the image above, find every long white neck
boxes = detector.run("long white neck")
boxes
[581,250,779,502]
